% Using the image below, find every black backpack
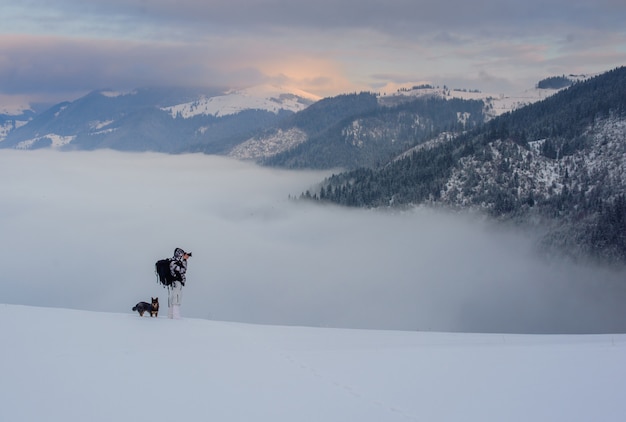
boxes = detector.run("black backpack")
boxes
[155,259,181,287]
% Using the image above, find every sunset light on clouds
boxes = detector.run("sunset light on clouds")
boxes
[1,0,625,107]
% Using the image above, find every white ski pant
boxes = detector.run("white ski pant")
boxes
[168,281,183,307]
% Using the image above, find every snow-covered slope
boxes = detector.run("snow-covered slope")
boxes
[0,111,34,143]
[380,74,595,119]
[1,304,625,422]
[441,117,626,207]
[163,85,320,118]
[0,74,595,152]
[229,127,308,160]
[0,85,319,151]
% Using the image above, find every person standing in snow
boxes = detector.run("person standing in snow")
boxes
[168,247,191,319]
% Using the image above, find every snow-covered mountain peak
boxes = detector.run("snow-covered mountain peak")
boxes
[163,84,320,119]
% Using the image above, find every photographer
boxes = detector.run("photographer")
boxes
[168,247,191,319]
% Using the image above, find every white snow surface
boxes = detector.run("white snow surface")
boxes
[229,127,308,159]
[381,74,595,118]
[15,133,75,149]
[380,84,558,117]
[440,116,626,207]
[1,303,625,422]
[0,121,14,141]
[163,85,320,118]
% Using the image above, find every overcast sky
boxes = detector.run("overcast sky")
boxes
[1,0,625,109]
[2,150,625,334]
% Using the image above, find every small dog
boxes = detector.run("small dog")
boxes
[132,297,159,317]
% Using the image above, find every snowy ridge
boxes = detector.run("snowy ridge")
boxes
[440,116,626,208]
[15,133,75,149]
[229,127,308,160]
[89,120,114,130]
[0,122,10,141]
[2,304,625,422]
[163,85,320,118]
[380,74,596,119]
[0,120,29,142]
[383,85,559,118]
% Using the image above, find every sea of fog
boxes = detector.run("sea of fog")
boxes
[1,149,625,333]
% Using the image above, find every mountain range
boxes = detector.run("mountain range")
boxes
[0,85,318,154]
[2,69,624,263]
[0,75,580,165]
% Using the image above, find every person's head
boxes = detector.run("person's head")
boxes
[174,247,191,260]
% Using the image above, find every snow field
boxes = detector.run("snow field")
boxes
[1,304,625,422]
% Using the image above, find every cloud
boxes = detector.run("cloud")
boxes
[0,35,250,93]
[0,34,356,102]
[18,0,625,36]
[1,150,625,334]
[1,0,626,103]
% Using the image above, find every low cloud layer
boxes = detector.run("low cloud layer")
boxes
[1,150,625,333]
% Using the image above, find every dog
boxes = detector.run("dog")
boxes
[132,297,159,317]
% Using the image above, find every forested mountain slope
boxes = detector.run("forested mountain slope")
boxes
[261,94,486,169]
[314,67,626,263]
